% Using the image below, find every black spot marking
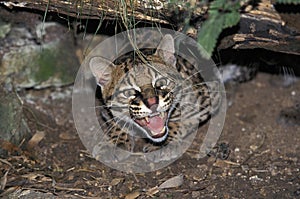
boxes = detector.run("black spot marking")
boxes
[130,107,141,111]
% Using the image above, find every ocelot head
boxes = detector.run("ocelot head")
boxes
[90,35,183,143]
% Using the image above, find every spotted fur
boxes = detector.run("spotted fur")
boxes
[90,34,220,153]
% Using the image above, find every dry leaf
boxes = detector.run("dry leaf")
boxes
[59,132,77,140]
[111,178,123,186]
[21,173,43,181]
[125,191,140,199]
[27,131,45,149]
[0,170,9,190]
[0,186,20,197]
[0,158,12,168]
[213,159,240,168]
[146,186,159,197]
[159,174,183,189]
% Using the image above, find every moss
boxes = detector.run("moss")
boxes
[35,48,57,82]
[0,21,11,39]
[33,40,79,87]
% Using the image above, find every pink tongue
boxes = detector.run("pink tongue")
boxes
[147,116,164,134]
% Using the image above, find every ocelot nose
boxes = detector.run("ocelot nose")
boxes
[147,97,158,107]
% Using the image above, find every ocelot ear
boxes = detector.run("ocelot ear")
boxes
[89,56,113,87]
[155,34,176,68]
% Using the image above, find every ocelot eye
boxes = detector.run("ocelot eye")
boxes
[155,77,169,89]
[121,89,137,99]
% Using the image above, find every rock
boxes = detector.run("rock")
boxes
[0,85,30,156]
[0,21,11,39]
[0,21,79,89]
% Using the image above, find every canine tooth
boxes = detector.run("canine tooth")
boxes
[145,117,149,123]
[160,126,166,134]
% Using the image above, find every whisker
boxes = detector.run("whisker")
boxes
[280,65,298,87]
[97,110,130,135]
[98,114,130,145]
[101,112,130,133]
[178,89,226,97]
[111,121,128,150]
[171,100,210,112]
[87,98,129,109]
[170,68,221,94]
[111,117,134,152]
[93,105,128,109]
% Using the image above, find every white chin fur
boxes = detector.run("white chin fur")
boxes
[147,127,169,143]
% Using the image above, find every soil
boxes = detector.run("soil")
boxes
[0,70,299,198]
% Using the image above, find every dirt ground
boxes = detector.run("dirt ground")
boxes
[0,70,299,198]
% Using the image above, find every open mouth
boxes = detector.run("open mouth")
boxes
[134,111,168,139]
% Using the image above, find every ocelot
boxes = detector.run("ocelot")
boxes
[90,34,221,154]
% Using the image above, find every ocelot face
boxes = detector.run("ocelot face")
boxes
[89,34,194,144]
[109,63,179,142]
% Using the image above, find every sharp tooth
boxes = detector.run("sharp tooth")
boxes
[160,126,166,134]
[160,112,165,118]
[145,117,149,123]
